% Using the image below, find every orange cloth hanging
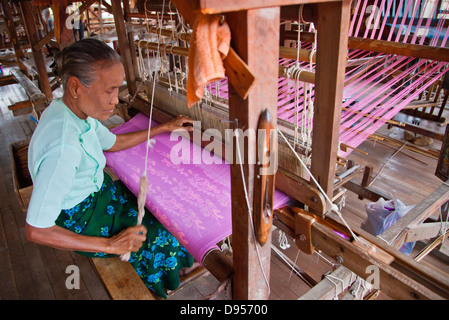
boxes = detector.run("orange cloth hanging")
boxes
[187,15,231,108]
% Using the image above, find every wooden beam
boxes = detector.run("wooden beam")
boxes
[405,222,449,244]
[111,0,137,95]
[310,1,350,207]
[10,69,46,101]
[123,0,139,83]
[20,1,52,99]
[51,0,75,48]
[379,180,449,248]
[299,265,356,300]
[1,0,29,76]
[0,75,18,86]
[226,7,280,300]
[286,31,449,63]
[171,0,255,100]
[137,40,315,83]
[32,29,55,52]
[275,168,326,213]
[196,0,340,14]
[349,36,449,63]
[140,25,316,64]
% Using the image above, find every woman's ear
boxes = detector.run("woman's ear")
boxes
[66,76,81,98]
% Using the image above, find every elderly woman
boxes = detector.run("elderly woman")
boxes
[25,38,194,298]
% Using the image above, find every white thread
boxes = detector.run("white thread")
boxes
[234,127,271,297]
[121,0,165,262]
[314,250,339,269]
[326,274,345,300]
[277,128,359,241]
[439,203,449,246]
[143,0,166,176]
[278,230,291,250]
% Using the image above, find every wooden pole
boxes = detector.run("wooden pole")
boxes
[111,0,137,95]
[310,1,350,207]
[285,31,449,63]
[51,0,75,48]
[1,0,29,76]
[226,7,279,300]
[20,1,52,99]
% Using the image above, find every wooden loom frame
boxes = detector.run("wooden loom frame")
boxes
[113,0,449,300]
[6,0,449,300]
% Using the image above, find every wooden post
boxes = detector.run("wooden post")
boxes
[226,7,279,300]
[1,0,29,76]
[20,1,52,99]
[51,0,75,48]
[310,1,350,206]
[123,0,139,80]
[111,0,137,95]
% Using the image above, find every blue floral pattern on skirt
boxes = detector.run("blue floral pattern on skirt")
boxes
[55,173,194,298]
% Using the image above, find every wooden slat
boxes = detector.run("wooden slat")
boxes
[91,257,156,300]
[299,265,356,300]
[379,180,449,247]
[405,222,449,243]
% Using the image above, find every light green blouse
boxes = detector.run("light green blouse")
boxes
[27,99,117,228]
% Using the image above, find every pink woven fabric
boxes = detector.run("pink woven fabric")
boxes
[104,113,290,263]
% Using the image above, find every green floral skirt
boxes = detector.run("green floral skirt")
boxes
[55,172,194,298]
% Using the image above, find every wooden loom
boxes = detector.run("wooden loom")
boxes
[108,0,449,300]
[4,0,449,300]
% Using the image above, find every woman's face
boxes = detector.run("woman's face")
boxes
[72,62,125,121]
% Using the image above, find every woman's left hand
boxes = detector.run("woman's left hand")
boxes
[164,115,194,132]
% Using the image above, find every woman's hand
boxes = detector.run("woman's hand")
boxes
[163,115,194,132]
[25,223,147,255]
[107,115,194,153]
[107,225,147,255]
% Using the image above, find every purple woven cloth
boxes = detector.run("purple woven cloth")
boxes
[104,113,290,263]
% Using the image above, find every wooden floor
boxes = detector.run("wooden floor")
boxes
[0,78,448,300]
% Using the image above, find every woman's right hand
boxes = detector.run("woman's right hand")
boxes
[107,225,147,255]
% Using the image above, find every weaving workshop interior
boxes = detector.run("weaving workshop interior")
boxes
[1,0,449,301]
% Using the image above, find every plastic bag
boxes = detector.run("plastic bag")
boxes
[361,198,415,255]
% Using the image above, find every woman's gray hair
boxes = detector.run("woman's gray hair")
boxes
[54,38,121,89]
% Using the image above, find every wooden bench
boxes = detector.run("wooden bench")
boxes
[8,69,48,116]
[90,257,157,300]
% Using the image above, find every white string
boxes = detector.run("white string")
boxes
[234,128,271,296]
[439,202,449,246]
[277,128,359,241]
[325,274,345,300]
[121,0,166,263]
[143,0,166,176]
[278,230,291,250]
[293,7,302,147]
